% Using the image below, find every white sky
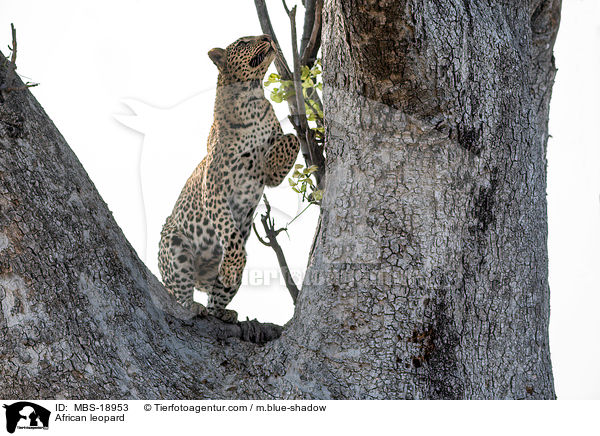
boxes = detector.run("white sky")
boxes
[1,0,598,400]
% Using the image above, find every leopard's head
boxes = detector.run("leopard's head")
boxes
[208,35,276,84]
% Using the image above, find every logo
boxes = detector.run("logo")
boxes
[3,402,50,433]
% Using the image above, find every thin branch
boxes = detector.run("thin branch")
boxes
[9,23,17,67]
[285,4,303,120]
[255,195,299,304]
[2,82,39,93]
[304,91,323,128]
[287,109,325,188]
[285,3,320,181]
[299,0,324,130]
[300,0,323,67]
[299,0,316,57]
[252,222,271,247]
[252,1,325,289]
[254,0,325,190]
[254,0,293,80]
[285,202,312,227]
[285,2,325,189]
[4,23,18,87]
[1,23,38,96]
[253,1,311,164]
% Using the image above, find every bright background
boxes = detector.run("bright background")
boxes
[1,0,598,400]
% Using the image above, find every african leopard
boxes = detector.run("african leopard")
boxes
[158,35,300,323]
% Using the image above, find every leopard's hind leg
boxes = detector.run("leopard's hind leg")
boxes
[205,278,239,323]
[159,228,207,317]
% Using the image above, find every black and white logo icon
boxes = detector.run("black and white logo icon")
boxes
[2,402,50,433]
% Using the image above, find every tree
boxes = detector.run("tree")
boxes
[0,0,560,399]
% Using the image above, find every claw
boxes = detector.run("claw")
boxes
[209,308,238,323]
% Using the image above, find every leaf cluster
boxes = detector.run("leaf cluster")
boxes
[288,163,323,204]
[265,59,324,202]
[264,59,323,138]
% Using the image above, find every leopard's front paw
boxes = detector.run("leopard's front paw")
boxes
[218,248,246,288]
[182,300,208,317]
[209,307,238,323]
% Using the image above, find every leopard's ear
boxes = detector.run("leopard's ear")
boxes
[208,48,226,71]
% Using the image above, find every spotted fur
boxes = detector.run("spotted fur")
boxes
[158,35,300,323]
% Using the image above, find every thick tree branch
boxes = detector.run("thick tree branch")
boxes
[0,51,293,398]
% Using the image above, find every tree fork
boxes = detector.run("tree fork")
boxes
[0,0,561,399]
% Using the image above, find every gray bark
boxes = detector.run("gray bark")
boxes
[0,56,281,399]
[293,0,558,399]
[0,0,559,400]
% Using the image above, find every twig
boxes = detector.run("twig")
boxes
[3,23,18,88]
[253,195,299,304]
[286,202,312,227]
[252,222,271,247]
[298,0,324,140]
[283,3,305,125]
[2,82,39,93]
[0,23,37,96]
[9,23,17,67]
[304,90,323,130]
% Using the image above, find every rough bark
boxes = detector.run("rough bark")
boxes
[0,55,281,399]
[0,0,559,399]
[290,0,559,399]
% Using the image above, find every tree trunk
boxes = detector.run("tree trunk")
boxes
[0,0,559,400]
[285,0,558,399]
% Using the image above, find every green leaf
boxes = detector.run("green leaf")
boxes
[270,88,283,103]
[264,73,281,87]
[302,78,314,89]
[301,65,310,81]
